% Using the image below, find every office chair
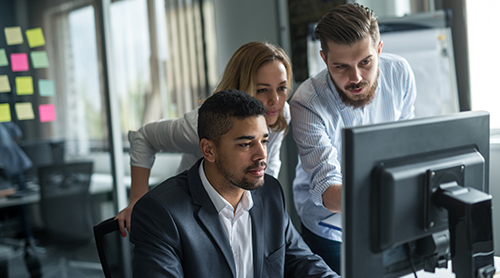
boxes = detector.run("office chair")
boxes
[20,140,54,183]
[93,217,133,278]
[37,161,101,275]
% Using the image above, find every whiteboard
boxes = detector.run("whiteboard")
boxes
[381,28,460,118]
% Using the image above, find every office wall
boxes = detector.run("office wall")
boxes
[212,0,281,74]
[349,0,410,17]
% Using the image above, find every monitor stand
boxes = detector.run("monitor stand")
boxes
[432,180,496,278]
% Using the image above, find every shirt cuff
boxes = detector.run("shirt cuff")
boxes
[310,173,343,207]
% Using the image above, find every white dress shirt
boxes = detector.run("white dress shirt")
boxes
[198,161,254,278]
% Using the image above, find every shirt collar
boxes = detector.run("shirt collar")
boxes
[198,160,253,213]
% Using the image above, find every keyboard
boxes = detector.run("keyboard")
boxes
[6,188,38,199]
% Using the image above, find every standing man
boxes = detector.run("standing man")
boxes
[290,3,417,273]
[131,89,338,277]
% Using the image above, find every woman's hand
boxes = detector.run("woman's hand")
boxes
[115,202,136,237]
[115,166,152,236]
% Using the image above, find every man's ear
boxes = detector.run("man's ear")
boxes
[200,138,216,163]
[377,40,383,56]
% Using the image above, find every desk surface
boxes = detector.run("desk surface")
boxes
[89,173,163,194]
[0,174,164,208]
[0,193,39,209]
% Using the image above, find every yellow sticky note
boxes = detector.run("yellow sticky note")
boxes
[0,75,11,93]
[26,27,46,48]
[4,27,23,45]
[15,102,35,120]
[0,103,11,122]
[15,76,34,95]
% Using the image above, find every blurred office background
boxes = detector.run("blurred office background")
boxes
[0,0,498,277]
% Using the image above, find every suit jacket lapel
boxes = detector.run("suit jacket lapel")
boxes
[250,193,264,278]
[188,160,237,277]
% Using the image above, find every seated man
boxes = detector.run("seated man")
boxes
[130,89,338,277]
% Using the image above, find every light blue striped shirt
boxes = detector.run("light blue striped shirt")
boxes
[290,53,417,242]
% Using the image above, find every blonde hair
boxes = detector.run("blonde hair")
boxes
[213,42,293,133]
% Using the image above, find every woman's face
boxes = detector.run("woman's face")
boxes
[254,60,288,126]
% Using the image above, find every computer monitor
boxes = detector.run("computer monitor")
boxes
[342,111,495,278]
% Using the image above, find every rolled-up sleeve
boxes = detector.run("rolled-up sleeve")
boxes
[291,82,343,207]
[129,108,201,169]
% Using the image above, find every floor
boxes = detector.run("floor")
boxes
[0,201,109,278]
[3,229,105,278]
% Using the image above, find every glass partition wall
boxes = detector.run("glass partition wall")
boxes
[0,0,216,229]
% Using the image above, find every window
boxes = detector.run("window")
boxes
[46,2,107,155]
[109,0,217,148]
[466,0,500,130]
[109,0,153,139]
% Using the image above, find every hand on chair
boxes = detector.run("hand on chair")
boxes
[115,204,134,237]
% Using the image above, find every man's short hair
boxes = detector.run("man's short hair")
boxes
[198,89,267,146]
[314,3,380,54]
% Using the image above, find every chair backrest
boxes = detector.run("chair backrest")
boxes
[93,217,133,278]
[20,140,54,182]
[37,161,94,242]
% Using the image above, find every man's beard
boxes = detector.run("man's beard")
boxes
[333,68,379,109]
[216,159,267,191]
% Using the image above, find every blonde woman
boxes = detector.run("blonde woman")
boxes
[116,41,293,235]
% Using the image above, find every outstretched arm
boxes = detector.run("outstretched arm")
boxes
[117,109,201,235]
[290,95,343,213]
[128,109,201,170]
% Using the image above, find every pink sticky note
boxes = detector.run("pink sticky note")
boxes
[11,53,29,72]
[39,104,56,122]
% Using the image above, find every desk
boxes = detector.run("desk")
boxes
[400,256,500,277]
[0,193,39,209]
[0,174,163,218]
[0,174,164,206]
[89,173,163,194]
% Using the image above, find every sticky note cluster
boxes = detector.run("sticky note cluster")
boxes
[0,26,56,123]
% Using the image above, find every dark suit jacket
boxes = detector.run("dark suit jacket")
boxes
[130,159,338,278]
